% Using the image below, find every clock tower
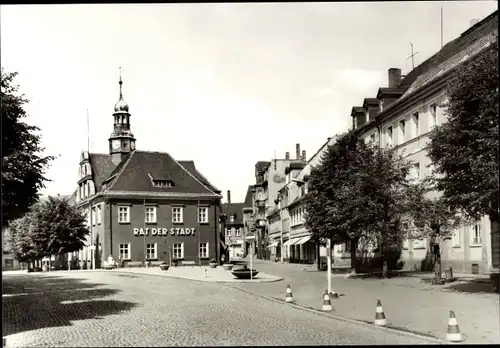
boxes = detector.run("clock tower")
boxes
[109,68,136,165]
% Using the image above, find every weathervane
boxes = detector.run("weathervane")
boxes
[406,42,419,70]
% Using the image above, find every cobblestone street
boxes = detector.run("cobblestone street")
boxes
[2,271,436,347]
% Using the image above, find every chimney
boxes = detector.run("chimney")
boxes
[388,68,402,88]
[296,143,300,160]
[327,137,331,141]
[470,18,480,27]
[285,152,290,160]
[302,150,306,161]
[227,190,231,204]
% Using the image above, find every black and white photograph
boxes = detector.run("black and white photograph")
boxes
[1,1,499,346]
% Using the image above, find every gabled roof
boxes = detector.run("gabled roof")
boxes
[255,161,271,173]
[88,153,117,192]
[102,151,220,196]
[178,160,221,194]
[243,185,254,206]
[222,202,246,226]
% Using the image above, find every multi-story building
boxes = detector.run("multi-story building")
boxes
[252,145,307,259]
[351,12,498,274]
[269,136,343,264]
[71,73,224,269]
[222,189,254,259]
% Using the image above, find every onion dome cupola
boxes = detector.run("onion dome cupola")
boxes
[108,67,136,165]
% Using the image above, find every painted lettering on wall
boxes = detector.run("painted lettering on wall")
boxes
[133,228,196,236]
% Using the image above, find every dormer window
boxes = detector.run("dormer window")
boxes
[148,173,174,188]
[230,214,235,222]
[153,180,173,188]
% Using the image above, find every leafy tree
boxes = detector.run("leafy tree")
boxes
[405,179,468,283]
[7,197,89,267]
[304,130,411,274]
[427,39,499,269]
[1,69,54,229]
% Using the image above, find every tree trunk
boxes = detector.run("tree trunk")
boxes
[350,238,358,273]
[433,243,442,284]
[381,241,388,278]
[316,240,321,270]
[490,214,500,269]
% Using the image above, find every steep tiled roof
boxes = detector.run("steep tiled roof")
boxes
[255,161,271,172]
[244,185,254,206]
[178,160,221,194]
[88,153,117,192]
[105,151,219,196]
[398,11,497,98]
[222,202,246,226]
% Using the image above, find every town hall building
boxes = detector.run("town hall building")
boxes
[70,73,224,269]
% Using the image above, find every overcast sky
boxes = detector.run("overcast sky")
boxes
[1,2,497,203]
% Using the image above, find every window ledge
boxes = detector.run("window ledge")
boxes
[118,221,131,225]
[172,222,184,225]
[413,247,426,250]
[146,258,159,261]
[198,222,209,225]
[145,222,157,225]
[200,257,210,260]
[452,245,461,248]
[119,259,132,262]
[470,244,482,248]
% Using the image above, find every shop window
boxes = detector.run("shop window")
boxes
[199,242,209,258]
[198,207,208,223]
[172,207,183,223]
[119,243,130,260]
[118,206,130,223]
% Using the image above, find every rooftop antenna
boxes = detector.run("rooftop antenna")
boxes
[406,42,419,70]
[274,150,277,170]
[441,7,444,49]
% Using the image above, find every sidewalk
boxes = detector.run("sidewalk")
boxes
[224,259,500,344]
[91,265,282,283]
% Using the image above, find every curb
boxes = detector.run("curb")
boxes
[223,285,450,345]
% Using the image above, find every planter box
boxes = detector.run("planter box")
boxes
[231,269,259,279]
[209,263,217,269]
[222,264,233,271]
[159,264,169,271]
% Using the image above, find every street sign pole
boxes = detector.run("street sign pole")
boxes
[327,238,332,294]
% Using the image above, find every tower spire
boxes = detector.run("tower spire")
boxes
[119,66,123,99]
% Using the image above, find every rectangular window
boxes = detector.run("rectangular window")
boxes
[410,162,421,181]
[230,215,235,222]
[119,243,130,260]
[97,205,102,224]
[386,126,393,146]
[145,206,157,223]
[471,224,481,245]
[451,230,460,247]
[92,207,96,226]
[413,112,419,137]
[235,228,241,236]
[198,207,208,223]
[146,243,157,259]
[118,206,130,223]
[173,243,184,259]
[199,242,209,258]
[399,119,406,143]
[172,207,183,223]
[429,104,437,129]
[413,239,426,249]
